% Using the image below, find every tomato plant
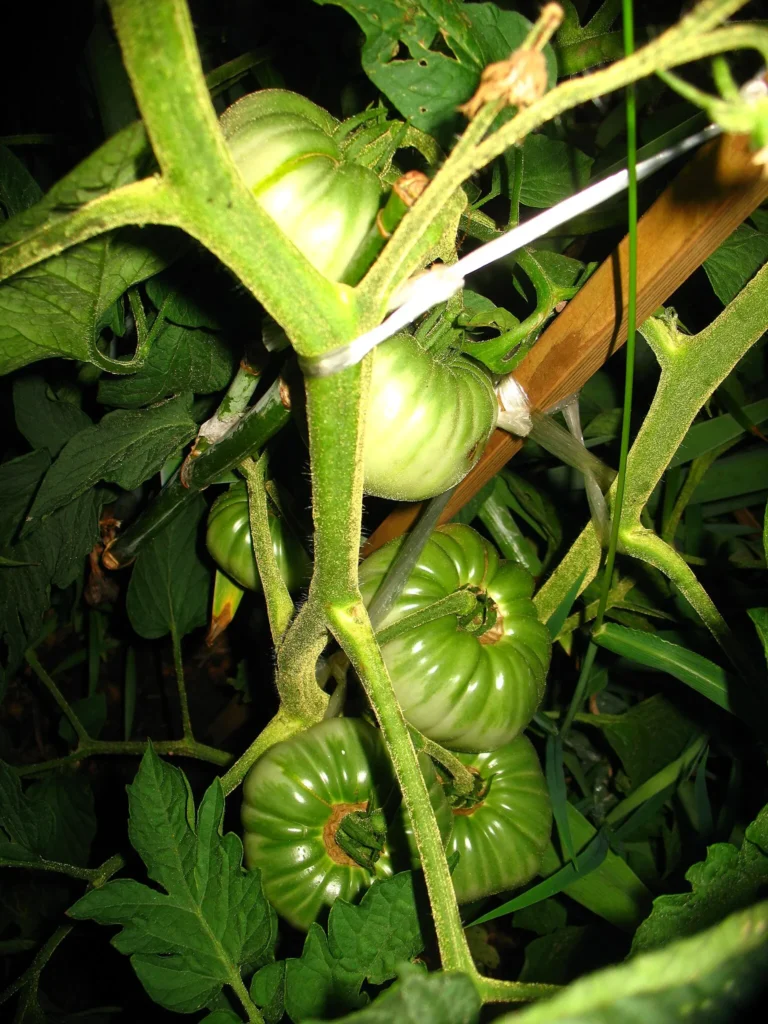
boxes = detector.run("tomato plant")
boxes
[241,717,452,930]
[3,1,768,1023]
[359,524,551,751]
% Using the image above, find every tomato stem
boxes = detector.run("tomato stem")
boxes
[375,590,477,647]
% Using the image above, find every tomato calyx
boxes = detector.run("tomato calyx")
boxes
[325,801,388,871]
[456,586,504,644]
[441,766,492,814]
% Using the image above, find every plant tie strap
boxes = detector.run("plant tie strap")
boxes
[298,122,722,379]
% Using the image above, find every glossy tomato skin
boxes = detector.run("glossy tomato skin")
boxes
[363,334,498,501]
[359,524,551,751]
[447,736,552,904]
[206,482,311,593]
[241,718,452,931]
[221,89,381,282]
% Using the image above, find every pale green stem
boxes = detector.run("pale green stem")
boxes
[171,627,193,740]
[241,455,295,643]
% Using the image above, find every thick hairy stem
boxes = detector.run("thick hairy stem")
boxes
[241,455,295,643]
[536,260,768,641]
[328,602,477,977]
[0,177,173,281]
[218,709,309,796]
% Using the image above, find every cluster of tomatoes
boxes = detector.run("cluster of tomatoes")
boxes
[204,91,554,930]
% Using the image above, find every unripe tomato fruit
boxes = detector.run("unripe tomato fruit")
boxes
[359,524,551,751]
[444,736,552,904]
[206,481,310,593]
[241,718,452,931]
[363,334,498,501]
[221,90,381,282]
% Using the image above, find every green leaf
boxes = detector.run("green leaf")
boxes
[284,870,427,1022]
[519,925,606,986]
[286,924,368,1022]
[327,870,426,985]
[703,222,768,305]
[316,1,555,138]
[68,746,276,1015]
[538,803,652,932]
[593,624,732,712]
[546,568,588,642]
[0,450,50,546]
[200,1014,243,1024]
[26,395,197,526]
[58,694,107,747]
[581,694,699,790]
[670,398,768,468]
[98,324,236,408]
[26,774,97,867]
[0,485,106,687]
[0,230,175,374]
[519,135,593,208]
[748,608,768,666]
[13,376,92,456]
[513,898,568,937]
[687,448,768,505]
[126,493,209,640]
[0,123,150,247]
[0,145,42,220]
[632,803,768,954]
[304,965,481,1024]
[250,960,286,1024]
[0,759,55,857]
[502,900,768,1023]
[145,267,223,330]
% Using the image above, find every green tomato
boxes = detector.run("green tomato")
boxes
[363,334,498,501]
[241,717,452,931]
[206,481,310,593]
[359,524,551,751]
[221,89,381,282]
[446,735,552,904]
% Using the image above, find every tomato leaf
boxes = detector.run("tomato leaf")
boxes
[98,324,236,409]
[25,394,197,527]
[126,494,210,641]
[703,222,768,306]
[285,924,368,1022]
[518,135,593,209]
[68,746,277,1015]
[283,870,428,1021]
[583,694,699,791]
[328,870,426,985]
[632,802,768,954]
[503,900,768,1024]
[304,964,481,1024]
[250,960,286,1024]
[13,375,93,457]
[0,144,42,220]
[748,608,768,667]
[315,1,555,140]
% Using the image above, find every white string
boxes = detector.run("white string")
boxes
[298,122,722,378]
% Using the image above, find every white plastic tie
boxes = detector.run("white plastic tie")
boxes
[495,375,532,436]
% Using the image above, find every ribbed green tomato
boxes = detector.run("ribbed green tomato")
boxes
[241,718,452,931]
[445,736,552,904]
[363,334,498,501]
[221,89,381,282]
[206,482,310,593]
[359,524,551,752]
